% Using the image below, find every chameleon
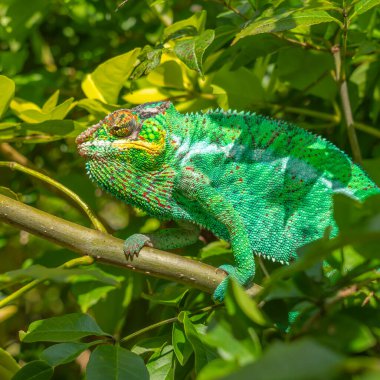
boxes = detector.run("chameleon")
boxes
[76,101,380,302]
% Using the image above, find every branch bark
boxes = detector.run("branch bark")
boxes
[0,194,261,297]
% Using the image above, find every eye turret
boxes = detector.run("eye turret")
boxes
[110,117,139,138]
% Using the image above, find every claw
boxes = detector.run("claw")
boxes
[123,234,152,259]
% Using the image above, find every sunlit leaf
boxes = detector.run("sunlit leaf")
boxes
[163,10,207,40]
[174,29,215,76]
[0,76,15,119]
[81,48,141,104]
[351,0,380,18]
[11,97,75,123]
[233,10,342,43]
[0,348,20,380]
[172,322,193,365]
[146,345,174,380]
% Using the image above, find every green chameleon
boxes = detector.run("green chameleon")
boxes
[76,101,379,301]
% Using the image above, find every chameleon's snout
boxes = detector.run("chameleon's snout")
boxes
[75,122,103,145]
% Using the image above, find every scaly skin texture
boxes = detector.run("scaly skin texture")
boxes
[76,101,380,301]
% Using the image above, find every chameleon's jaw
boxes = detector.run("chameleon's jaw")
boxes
[77,139,112,158]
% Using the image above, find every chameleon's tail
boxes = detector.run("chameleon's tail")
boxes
[347,164,380,201]
[331,163,379,201]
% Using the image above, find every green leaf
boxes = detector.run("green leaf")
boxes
[71,282,116,313]
[163,10,207,40]
[174,29,215,76]
[132,336,168,356]
[42,90,59,112]
[198,359,239,380]
[20,120,75,136]
[225,280,270,326]
[11,97,75,123]
[147,60,185,89]
[146,345,174,380]
[183,313,218,374]
[233,10,342,43]
[276,47,336,100]
[0,76,15,119]
[81,48,141,104]
[351,0,380,19]
[203,312,260,364]
[0,348,20,380]
[86,345,149,380]
[172,322,193,365]
[221,339,344,380]
[0,264,121,286]
[20,313,109,342]
[317,314,376,353]
[76,99,119,119]
[144,283,188,305]
[40,342,89,367]
[12,361,53,380]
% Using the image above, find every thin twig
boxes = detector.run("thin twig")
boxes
[331,4,362,164]
[0,161,107,233]
[120,304,222,343]
[0,256,95,309]
[223,0,249,21]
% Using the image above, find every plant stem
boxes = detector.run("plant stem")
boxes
[120,317,178,343]
[120,304,222,343]
[0,256,94,309]
[331,4,362,164]
[0,161,107,233]
[223,0,249,21]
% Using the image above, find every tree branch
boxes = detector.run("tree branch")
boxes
[0,194,261,297]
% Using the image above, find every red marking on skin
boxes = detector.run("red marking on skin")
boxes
[155,196,165,208]
[236,165,240,170]
[185,167,194,171]
[238,178,243,182]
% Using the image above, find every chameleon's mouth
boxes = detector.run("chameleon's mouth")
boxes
[77,140,112,158]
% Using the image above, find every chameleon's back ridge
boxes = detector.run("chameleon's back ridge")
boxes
[76,101,380,301]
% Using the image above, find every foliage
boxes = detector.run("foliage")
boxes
[0,0,380,379]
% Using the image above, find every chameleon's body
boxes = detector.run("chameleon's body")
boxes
[76,101,379,301]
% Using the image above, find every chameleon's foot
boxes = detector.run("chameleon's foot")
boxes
[213,264,254,302]
[123,234,152,259]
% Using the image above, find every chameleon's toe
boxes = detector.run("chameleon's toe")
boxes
[123,234,152,258]
[213,264,254,302]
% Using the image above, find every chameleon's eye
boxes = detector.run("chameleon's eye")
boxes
[110,118,138,138]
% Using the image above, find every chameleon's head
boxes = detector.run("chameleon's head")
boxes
[76,102,173,174]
